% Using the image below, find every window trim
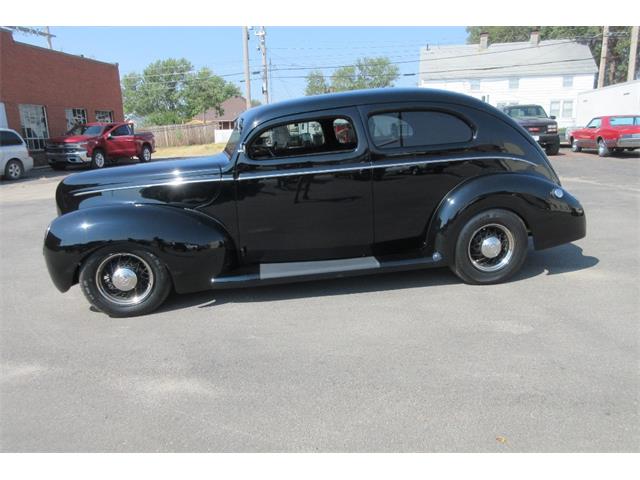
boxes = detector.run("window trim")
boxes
[65,107,88,130]
[365,106,477,155]
[244,112,361,163]
[18,104,49,151]
[95,110,114,123]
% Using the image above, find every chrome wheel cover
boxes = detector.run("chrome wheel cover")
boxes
[468,223,515,272]
[94,152,105,167]
[7,162,22,178]
[95,253,154,305]
[143,148,151,161]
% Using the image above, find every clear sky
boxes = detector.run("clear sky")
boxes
[12,26,468,102]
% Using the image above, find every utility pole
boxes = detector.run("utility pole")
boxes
[628,26,639,82]
[255,27,269,104]
[242,27,252,109]
[598,26,609,88]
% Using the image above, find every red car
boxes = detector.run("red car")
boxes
[569,115,640,157]
[45,122,155,170]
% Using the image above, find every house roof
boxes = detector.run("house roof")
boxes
[420,39,598,82]
[194,96,248,123]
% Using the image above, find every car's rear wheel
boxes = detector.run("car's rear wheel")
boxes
[79,247,172,317]
[451,209,528,285]
[139,145,152,163]
[597,139,609,157]
[91,150,106,169]
[570,138,581,152]
[3,159,24,180]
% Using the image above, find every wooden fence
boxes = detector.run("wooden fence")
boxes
[143,123,218,148]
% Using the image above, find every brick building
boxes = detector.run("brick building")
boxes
[0,28,124,154]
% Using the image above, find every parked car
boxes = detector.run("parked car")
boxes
[45,122,155,170]
[0,128,34,180]
[502,104,560,155]
[569,115,640,156]
[43,88,586,317]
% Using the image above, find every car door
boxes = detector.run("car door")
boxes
[108,124,134,157]
[583,117,602,148]
[235,108,373,263]
[360,103,477,254]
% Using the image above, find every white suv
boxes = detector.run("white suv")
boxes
[1,128,34,180]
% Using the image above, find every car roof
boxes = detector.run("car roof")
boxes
[240,87,496,130]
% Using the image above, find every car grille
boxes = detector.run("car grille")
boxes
[527,126,547,134]
[45,144,80,152]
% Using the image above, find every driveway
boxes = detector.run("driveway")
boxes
[0,149,638,452]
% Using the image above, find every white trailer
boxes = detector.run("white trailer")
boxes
[575,80,640,126]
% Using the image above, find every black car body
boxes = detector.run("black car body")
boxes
[502,104,560,155]
[43,88,586,317]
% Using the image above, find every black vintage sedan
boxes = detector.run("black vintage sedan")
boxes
[43,88,586,317]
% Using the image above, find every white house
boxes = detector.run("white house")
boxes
[419,31,598,129]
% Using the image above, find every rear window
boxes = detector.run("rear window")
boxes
[610,116,640,126]
[0,131,23,147]
[368,111,473,149]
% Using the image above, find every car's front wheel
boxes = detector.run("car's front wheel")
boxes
[79,247,172,317]
[545,143,560,155]
[571,138,581,152]
[91,150,106,169]
[451,209,528,285]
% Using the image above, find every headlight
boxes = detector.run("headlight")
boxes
[547,125,557,133]
[77,142,89,150]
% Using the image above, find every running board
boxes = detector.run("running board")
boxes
[210,252,444,288]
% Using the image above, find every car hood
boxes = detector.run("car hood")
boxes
[48,134,98,143]
[56,154,230,213]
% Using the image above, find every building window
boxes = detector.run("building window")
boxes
[470,79,480,91]
[549,101,561,118]
[563,75,573,88]
[509,77,519,89]
[18,104,49,150]
[562,100,574,119]
[65,108,87,130]
[95,110,114,123]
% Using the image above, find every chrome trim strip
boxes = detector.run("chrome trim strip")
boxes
[237,155,537,181]
[73,155,537,196]
[260,256,381,280]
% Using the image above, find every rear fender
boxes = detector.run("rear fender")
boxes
[43,204,233,294]
[425,173,585,262]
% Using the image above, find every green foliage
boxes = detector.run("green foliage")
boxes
[304,57,400,95]
[122,58,240,126]
[465,26,637,85]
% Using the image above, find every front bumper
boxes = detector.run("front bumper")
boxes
[532,133,560,147]
[46,150,90,165]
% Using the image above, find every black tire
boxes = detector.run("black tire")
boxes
[91,149,106,169]
[613,148,624,154]
[570,138,581,152]
[79,246,172,317]
[139,145,152,163]
[451,209,528,285]
[50,163,67,171]
[3,159,24,180]
[597,138,609,157]
[545,143,560,156]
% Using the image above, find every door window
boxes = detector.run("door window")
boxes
[248,117,357,160]
[587,118,602,128]
[111,124,131,136]
[368,111,472,149]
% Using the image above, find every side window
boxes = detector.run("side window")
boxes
[111,125,131,136]
[368,111,472,149]
[248,117,357,160]
[609,116,634,126]
[0,131,24,147]
[587,118,601,128]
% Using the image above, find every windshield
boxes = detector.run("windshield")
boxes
[224,124,241,157]
[504,106,548,119]
[67,125,106,136]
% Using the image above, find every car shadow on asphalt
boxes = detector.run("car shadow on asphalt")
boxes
[155,243,599,314]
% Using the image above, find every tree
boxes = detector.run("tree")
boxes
[465,26,637,85]
[122,58,240,125]
[304,57,400,95]
[305,70,329,95]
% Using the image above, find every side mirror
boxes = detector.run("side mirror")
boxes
[550,115,556,120]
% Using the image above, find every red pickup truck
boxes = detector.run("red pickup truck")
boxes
[45,122,155,170]
[569,115,640,157]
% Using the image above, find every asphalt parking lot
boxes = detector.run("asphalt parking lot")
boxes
[0,149,638,452]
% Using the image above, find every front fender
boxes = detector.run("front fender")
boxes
[425,173,585,263]
[43,204,233,294]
